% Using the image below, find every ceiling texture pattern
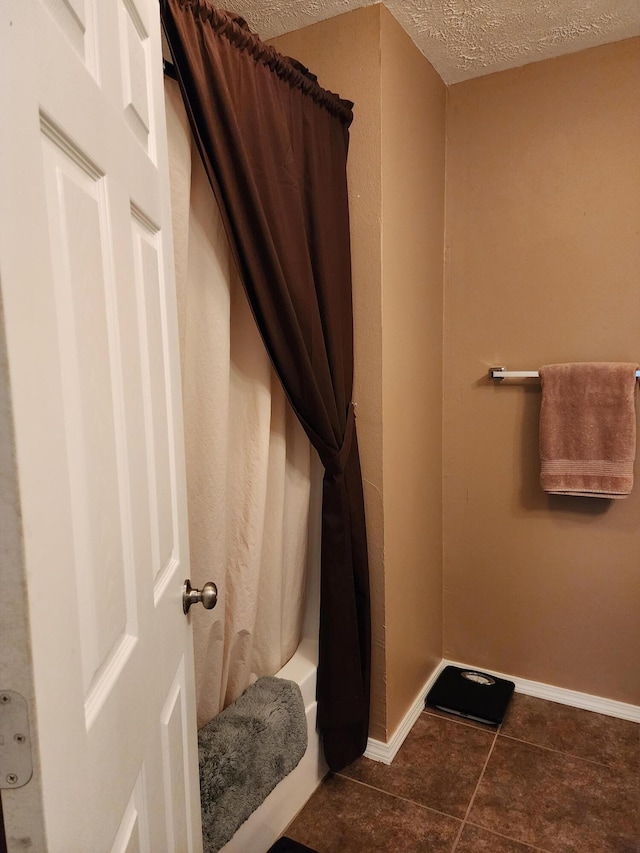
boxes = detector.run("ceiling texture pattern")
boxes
[220,0,640,83]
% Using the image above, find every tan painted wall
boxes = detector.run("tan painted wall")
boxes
[274,9,638,736]
[380,7,445,736]
[444,38,640,704]
[273,4,446,740]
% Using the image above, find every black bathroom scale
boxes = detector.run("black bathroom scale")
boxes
[426,666,515,725]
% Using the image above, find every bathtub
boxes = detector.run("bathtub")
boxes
[219,458,327,853]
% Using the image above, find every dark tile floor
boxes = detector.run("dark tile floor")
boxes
[283,694,640,852]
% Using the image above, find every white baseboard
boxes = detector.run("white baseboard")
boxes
[364,660,447,765]
[364,658,640,766]
[443,658,640,724]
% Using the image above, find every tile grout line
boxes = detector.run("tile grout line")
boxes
[497,732,621,768]
[333,771,465,826]
[463,820,555,853]
[450,725,500,852]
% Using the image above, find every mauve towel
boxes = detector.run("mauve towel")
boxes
[539,363,638,498]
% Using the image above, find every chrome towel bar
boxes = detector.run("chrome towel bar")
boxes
[489,366,640,381]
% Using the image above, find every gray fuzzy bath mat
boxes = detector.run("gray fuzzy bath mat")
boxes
[198,676,308,852]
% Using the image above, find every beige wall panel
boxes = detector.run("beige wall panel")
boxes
[272,6,388,739]
[444,38,640,704]
[380,6,446,736]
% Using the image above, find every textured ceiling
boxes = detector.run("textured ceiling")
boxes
[219,0,640,84]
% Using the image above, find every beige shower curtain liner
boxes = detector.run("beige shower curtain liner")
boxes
[165,80,312,728]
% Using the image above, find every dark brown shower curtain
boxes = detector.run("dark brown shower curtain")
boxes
[161,0,370,771]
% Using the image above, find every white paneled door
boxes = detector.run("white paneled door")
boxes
[0,1,203,850]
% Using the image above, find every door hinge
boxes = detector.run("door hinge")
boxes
[0,691,33,789]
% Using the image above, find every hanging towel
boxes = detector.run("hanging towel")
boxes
[539,363,638,498]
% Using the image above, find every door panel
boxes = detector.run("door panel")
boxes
[41,124,135,711]
[0,1,202,849]
[42,0,97,74]
[160,660,193,852]
[110,769,152,853]
[119,0,153,153]
[130,210,177,592]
